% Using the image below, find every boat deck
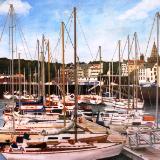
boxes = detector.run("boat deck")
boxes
[77,118,107,134]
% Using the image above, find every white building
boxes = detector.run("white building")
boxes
[121,62,128,76]
[138,63,160,85]
[88,62,103,80]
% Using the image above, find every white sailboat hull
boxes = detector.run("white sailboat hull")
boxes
[2,143,123,160]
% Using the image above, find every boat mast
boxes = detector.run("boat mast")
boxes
[156,12,159,128]
[127,35,130,111]
[74,7,78,142]
[23,68,25,96]
[37,39,40,97]
[29,67,32,96]
[10,4,14,97]
[33,67,36,96]
[109,62,111,97]
[61,21,66,126]
[111,60,113,97]
[41,35,45,103]
[99,46,102,97]
[18,52,21,105]
[118,40,121,100]
[134,32,138,111]
[48,40,51,106]
[9,4,15,132]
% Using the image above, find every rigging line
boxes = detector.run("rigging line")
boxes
[0,11,9,43]
[17,23,32,60]
[112,42,121,77]
[52,29,61,58]
[136,35,142,56]
[144,14,156,58]
[128,35,135,59]
[14,23,18,60]
[64,15,73,51]
[11,10,28,60]
[52,11,73,60]
[16,25,28,60]
[14,12,32,60]
[65,10,74,27]
[94,47,99,61]
[111,42,119,61]
[64,23,74,48]
[121,38,127,60]
[33,39,38,60]
[77,15,93,59]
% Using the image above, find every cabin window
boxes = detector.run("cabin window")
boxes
[48,137,58,140]
[62,137,70,139]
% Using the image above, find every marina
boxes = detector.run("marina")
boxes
[0,0,160,160]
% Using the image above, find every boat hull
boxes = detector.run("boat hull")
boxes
[2,143,123,160]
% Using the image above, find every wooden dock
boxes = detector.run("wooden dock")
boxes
[123,145,160,160]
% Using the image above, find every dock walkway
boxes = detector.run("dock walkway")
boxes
[123,145,160,160]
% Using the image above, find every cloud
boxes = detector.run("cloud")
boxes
[119,0,160,21]
[0,0,31,15]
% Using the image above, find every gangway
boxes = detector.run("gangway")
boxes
[127,128,160,149]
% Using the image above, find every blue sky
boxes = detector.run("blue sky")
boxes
[0,0,159,63]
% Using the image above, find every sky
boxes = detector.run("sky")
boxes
[0,0,159,63]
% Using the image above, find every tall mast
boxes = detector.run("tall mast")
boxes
[10,4,15,132]
[29,67,32,96]
[41,35,45,103]
[23,68,25,96]
[18,53,21,95]
[18,52,21,103]
[33,67,36,96]
[111,60,113,97]
[74,7,78,142]
[134,32,138,111]
[99,46,102,97]
[37,39,40,97]
[109,62,111,97]
[156,12,159,128]
[48,40,51,100]
[127,35,130,111]
[118,40,121,100]
[61,21,66,126]
[10,4,14,97]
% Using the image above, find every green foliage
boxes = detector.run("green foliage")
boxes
[0,58,61,81]
[0,58,120,81]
